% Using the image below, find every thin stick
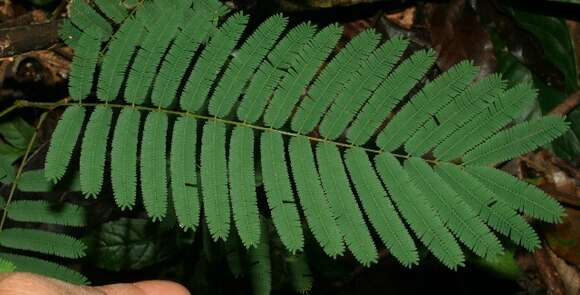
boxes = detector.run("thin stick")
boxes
[10,99,441,164]
[550,90,580,116]
[0,103,21,119]
[0,112,49,231]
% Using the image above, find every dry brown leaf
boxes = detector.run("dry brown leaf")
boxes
[425,0,496,76]
[544,208,580,266]
[384,7,415,30]
[547,246,580,295]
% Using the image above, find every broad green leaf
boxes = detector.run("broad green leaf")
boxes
[18,170,54,192]
[0,117,34,150]
[88,218,170,271]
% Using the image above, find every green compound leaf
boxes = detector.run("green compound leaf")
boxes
[344,149,419,267]
[52,2,569,273]
[404,158,504,260]
[69,34,101,101]
[464,116,569,165]
[80,106,113,198]
[170,117,201,231]
[0,253,88,284]
[229,126,261,248]
[436,163,541,251]
[259,132,304,253]
[44,106,86,183]
[289,137,344,257]
[7,200,87,227]
[287,253,313,294]
[316,143,377,265]
[0,228,86,259]
[201,121,231,241]
[375,153,465,269]
[111,108,141,210]
[466,166,565,223]
[247,219,271,295]
[140,112,169,221]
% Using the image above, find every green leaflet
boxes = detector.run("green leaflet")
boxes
[229,126,260,248]
[344,149,418,267]
[140,112,168,221]
[434,83,537,160]
[0,253,88,285]
[111,108,140,210]
[347,50,436,145]
[404,74,506,156]
[201,121,230,241]
[125,6,183,105]
[263,24,342,129]
[69,0,112,40]
[435,163,540,251]
[437,74,505,119]
[259,132,304,253]
[225,230,244,278]
[291,29,380,134]
[377,61,478,151]
[209,14,288,117]
[68,34,101,101]
[17,170,54,192]
[288,137,344,257]
[466,166,564,223]
[59,20,82,48]
[374,153,465,269]
[237,23,316,124]
[93,0,129,24]
[0,258,15,273]
[195,0,230,18]
[287,253,313,294]
[0,160,14,185]
[170,117,200,231]
[180,13,249,113]
[404,158,504,260]
[44,106,86,183]
[316,143,377,265]
[0,116,34,151]
[80,106,112,197]
[464,116,569,165]
[319,36,409,140]
[247,220,271,295]
[151,11,213,108]
[97,16,145,102]
[7,200,86,227]
[0,228,86,259]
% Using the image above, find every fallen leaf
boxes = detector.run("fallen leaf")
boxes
[425,0,496,75]
[544,208,580,266]
[384,7,415,30]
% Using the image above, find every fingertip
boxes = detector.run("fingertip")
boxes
[97,280,190,295]
[132,281,190,295]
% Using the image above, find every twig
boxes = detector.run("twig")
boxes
[0,102,21,118]
[50,0,70,20]
[533,245,566,295]
[0,20,61,58]
[0,98,444,165]
[550,90,580,116]
[0,112,48,231]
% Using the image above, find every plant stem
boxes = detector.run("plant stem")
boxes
[0,112,49,232]
[3,99,441,164]
[0,103,21,119]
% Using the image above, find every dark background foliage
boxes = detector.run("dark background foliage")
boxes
[0,0,578,294]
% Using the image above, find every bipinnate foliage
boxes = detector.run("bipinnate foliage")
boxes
[0,200,88,284]
[42,0,569,287]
